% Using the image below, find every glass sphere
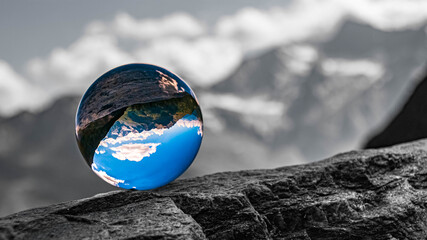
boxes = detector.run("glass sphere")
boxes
[75,64,203,190]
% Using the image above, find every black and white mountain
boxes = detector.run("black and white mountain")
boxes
[0,19,426,216]
[198,20,427,171]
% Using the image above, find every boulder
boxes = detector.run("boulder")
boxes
[2,139,427,239]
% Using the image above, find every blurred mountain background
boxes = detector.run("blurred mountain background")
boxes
[0,0,426,216]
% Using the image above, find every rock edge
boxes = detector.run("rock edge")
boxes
[3,139,427,239]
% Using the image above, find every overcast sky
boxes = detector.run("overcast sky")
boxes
[0,0,290,69]
[0,0,426,116]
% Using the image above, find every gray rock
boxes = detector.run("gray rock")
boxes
[3,139,427,239]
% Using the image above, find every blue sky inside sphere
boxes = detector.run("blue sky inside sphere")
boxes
[92,111,203,190]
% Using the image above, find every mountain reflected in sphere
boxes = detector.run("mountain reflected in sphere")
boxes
[75,64,203,190]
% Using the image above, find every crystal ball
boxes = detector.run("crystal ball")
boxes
[75,64,203,190]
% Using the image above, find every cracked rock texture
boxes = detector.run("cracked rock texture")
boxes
[3,139,427,239]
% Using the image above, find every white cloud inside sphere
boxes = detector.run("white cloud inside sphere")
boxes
[111,143,161,162]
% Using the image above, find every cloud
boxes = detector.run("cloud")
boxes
[101,131,154,147]
[0,60,48,116]
[202,93,285,116]
[111,12,205,40]
[27,30,133,94]
[135,37,242,85]
[28,0,427,88]
[176,118,203,136]
[91,163,125,187]
[215,0,427,53]
[95,149,106,154]
[321,58,384,80]
[201,93,290,135]
[111,143,160,161]
[279,45,318,76]
[151,128,166,136]
[215,5,341,53]
[0,61,29,115]
[1,0,426,116]
[343,0,427,30]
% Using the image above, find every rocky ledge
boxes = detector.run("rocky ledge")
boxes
[3,140,427,240]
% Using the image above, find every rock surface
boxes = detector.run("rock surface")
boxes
[3,140,427,239]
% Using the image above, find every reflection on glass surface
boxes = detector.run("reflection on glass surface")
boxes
[75,64,203,190]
